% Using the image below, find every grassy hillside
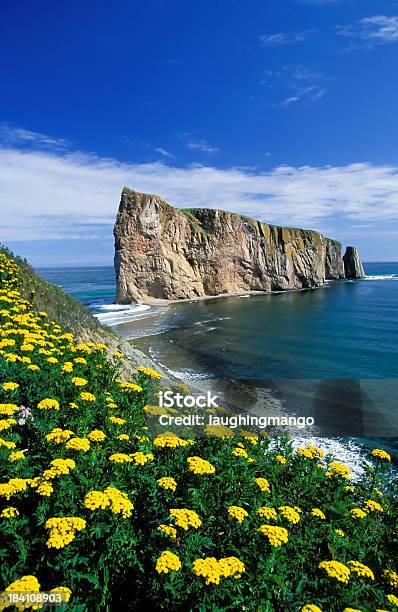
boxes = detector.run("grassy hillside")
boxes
[0,250,397,611]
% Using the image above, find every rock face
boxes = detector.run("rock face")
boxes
[114,187,347,303]
[343,246,365,279]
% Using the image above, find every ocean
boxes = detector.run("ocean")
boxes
[38,263,398,459]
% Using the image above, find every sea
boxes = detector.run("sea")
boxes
[38,263,398,473]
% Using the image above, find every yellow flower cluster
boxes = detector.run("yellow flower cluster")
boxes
[45,428,74,444]
[137,365,161,379]
[170,508,202,530]
[87,429,106,442]
[71,376,88,387]
[301,606,322,612]
[2,381,19,391]
[37,397,60,410]
[371,448,391,462]
[326,461,352,480]
[84,486,134,518]
[155,550,181,573]
[157,477,177,491]
[319,560,350,583]
[0,478,30,499]
[43,458,76,479]
[192,556,245,585]
[9,450,25,462]
[109,416,125,425]
[228,505,248,523]
[118,381,143,393]
[384,569,398,589]
[204,424,234,438]
[310,508,326,520]
[258,525,289,546]
[65,437,91,452]
[276,454,287,464]
[387,594,398,607]
[157,524,177,539]
[0,403,19,415]
[278,506,301,524]
[79,392,96,402]
[255,477,270,492]
[187,456,216,475]
[153,433,193,448]
[45,516,86,549]
[348,560,374,580]
[0,506,19,519]
[350,508,368,520]
[296,444,324,460]
[257,506,277,520]
[364,499,383,513]
[231,446,254,462]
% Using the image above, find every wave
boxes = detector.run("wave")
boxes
[92,303,151,326]
[363,274,398,281]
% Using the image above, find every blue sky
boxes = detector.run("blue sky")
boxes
[1,0,398,265]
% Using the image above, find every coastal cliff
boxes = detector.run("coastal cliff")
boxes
[114,187,352,303]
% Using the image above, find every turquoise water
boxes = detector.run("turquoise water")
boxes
[38,263,398,439]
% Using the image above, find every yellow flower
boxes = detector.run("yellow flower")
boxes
[157,477,177,491]
[279,506,301,524]
[384,569,398,589]
[258,525,289,546]
[154,433,192,448]
[232,446,249,458]
[227,505,248,523]
[109,453,133,463]
[170,508,202,530]
[319,560,350,583]
[79,392,96,402]
[0,403,19,415]
[276,454,287,464]
[257,506,277,520]
[109,416,126,425]
[137,365,161,379]
[61,361,74,372]
[2,381,19,391]
[326,461,352,479]
[74,357,87,364]
[255,477,270,492]
[118,434,130,441]
[47,356,58,364]
[371,448,391,462]
[192,556,245,585]
[335,529,345,537]
[157,524,177,539]
[155,550,181,573]
[301,606,322,612]
[45,516,86,549]
[296,444,324,459]
[65,437,91,452]
[27,364,40,371]
[87,429,106,442]
[50,587,72,603]
[4,575,41,597]
[84,487,134,518]
[386,594,398,607]
[118,381,143,393]
[310,508,326,520]
[46,427,74,443]
[0,506,19,518]
[350,508,367,520]
[348,560,374,580]
[187,456,216,475]
[71,376,88,387]
[9,450,26,462]
[37,398,60,410]
[364,499,383,513]
[69,402,78,409]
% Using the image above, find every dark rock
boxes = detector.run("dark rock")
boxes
[343,246,365,279]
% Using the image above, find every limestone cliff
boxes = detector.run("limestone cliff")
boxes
[114,187,347,303]
[343,246,365,279]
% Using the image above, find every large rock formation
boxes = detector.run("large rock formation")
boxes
[114,187,348,303]
[343,246,365,279]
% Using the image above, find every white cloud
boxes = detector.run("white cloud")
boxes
[260,65,327,106]
[1,144,398,246]
[0,123,68,149]
[153,147,174,158]
[337,15,398,44]
[260,31,313,46]
[186,139,219,153]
